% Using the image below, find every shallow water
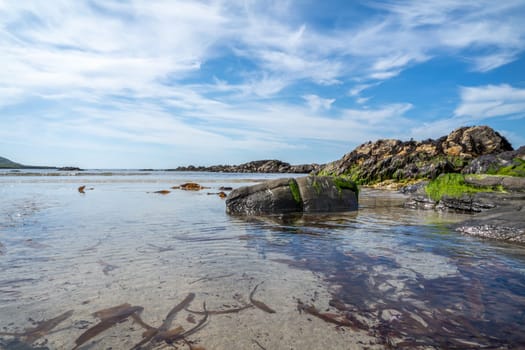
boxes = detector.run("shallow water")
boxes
[0,171,524,349]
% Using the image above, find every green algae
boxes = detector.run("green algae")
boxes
[288,179,302,205]
[425,173,502,201]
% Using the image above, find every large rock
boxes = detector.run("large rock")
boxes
[319,126,513,184]
[225,176,358,215]
[462,146,525,175]
[454,193,525,244]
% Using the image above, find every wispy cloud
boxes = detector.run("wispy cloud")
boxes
[0,1,524,167]
[410,84,525,145]
[455,84,525,119]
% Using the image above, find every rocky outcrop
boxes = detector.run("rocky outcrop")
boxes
[319,126,513,184]
[462,146,525,175]
[455,193,525,244]
[403,174,525,244]
[171,160,321,174]
[225,176,358,215]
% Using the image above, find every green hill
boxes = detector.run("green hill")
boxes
[0,156,23,168]
[0,156,54,169]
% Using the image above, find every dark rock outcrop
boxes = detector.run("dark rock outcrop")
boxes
[58,167,83,171]
[403,174,525,243]
[454,193,525,244]
[225,176,358,215]
[462,146,525,175]
[319,126,513,184]
[171,160,321,174]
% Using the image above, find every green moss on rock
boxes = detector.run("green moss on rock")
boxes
[288,179,302,205]
[491,158,525,177]
[425,173,503,201]
[333,176,359,196]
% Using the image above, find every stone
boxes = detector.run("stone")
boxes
[225,176,358,215]
[319,125,513,184]
[462,146,525,175]
[171,160,321,174]
[295,176,358,212]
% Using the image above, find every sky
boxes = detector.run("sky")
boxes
[1,0,525,169]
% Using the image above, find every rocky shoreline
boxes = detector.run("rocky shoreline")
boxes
[169,159,321,174]
[403,175,525,243]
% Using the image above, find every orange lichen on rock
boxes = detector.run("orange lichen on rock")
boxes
[180,183,204,191]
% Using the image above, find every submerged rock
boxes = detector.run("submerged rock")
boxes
[225,176,358,215]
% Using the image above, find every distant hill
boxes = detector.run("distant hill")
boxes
[0,156,23,168]
[0,156,54,169]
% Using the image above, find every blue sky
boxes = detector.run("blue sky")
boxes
[1,0,525,168]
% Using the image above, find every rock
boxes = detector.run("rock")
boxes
[179,183,206,191]
[442,125,512,158]
[319,126,513,184]
[58,167,83,171]
[226,178,302,215]
[454,193,525,243]
[462,146,525,174]
[170,160,321,174]
[464,175,525,192]
[225,176,358,215]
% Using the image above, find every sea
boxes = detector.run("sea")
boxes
[0,169,524,349]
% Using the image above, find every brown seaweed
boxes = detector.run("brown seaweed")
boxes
[159,293,195,332]
[185,304,253,315]
[297,300,354,328]
[92,303,136,321]
[131,293,197,349]
[0,310,73,343]
[252,339,267,350]
[179,183,206,191]
[249,283,276,314]
[97,260,118,275]
[189,274,234,285]
[169,303,208,343]
[153,190,171,195]
[73,305,143,349]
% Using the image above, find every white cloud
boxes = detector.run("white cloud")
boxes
[303,94,335,111]
[1,1,524,167]
[455,84,525,119]
[410,84,525,145]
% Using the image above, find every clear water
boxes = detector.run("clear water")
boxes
[0,171,524,349]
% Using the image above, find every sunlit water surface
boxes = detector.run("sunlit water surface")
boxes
[0,171,524,349]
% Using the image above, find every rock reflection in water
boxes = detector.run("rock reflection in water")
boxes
[237,193,525,348]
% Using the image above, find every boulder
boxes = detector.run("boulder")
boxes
[318,125,513,184]
[225,176,358,215]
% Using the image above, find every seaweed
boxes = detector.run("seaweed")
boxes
[153,190,171,194]
[249,283,276,314]
[170,303,208,342]
[189,274,234,285]
[131,293,206,349]
[159,293,195,332]
[0,310,73,343]
[296,300,355,328]
[185,304,253,315]
[97,260,118,275]
[73,305,143,349]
